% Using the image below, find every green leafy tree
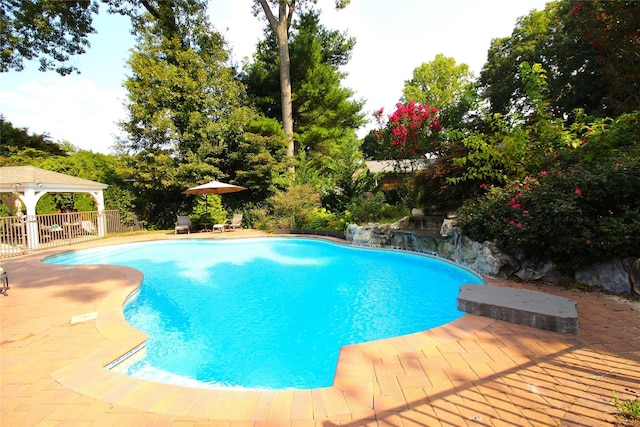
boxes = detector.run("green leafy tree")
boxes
[252,0,350,161]
[118,4,250,225]
[119,149,182,228]
[242,9,364,166]
[479,0,640,119]
[567,0,640,115]
[292,12,364,167]
[402,54,474,115]
[1,0,98,75]
[321,138,376,213]
[479,6,555,117]
[223,113,289,204]
[450,63,579,187]
[190,194,227,226]
[1,0,205,75]
[0,118,68,165]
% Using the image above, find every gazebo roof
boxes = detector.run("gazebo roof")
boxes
[0,166,108,193]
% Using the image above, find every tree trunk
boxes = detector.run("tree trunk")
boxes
[257,0,295,162]
[276,22,295,159]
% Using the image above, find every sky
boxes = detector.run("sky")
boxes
[0,0,550,155]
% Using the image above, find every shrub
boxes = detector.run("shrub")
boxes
[190,195,227,225]
[458,153,640,271]
[270,184,321,229]
[302,208,338,230]
[347,192,386,224]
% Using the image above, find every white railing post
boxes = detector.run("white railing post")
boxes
[98,210,107,237]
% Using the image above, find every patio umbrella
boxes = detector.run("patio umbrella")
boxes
[182,180,247,196]
[182,180,247,228]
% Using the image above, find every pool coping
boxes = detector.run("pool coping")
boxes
[42,240,496,421]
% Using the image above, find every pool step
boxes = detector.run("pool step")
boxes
[457,284,578,334]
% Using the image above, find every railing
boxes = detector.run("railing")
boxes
[1,210,129,259]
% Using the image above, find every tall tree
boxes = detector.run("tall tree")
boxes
[479,6,554,117]
[567,0,640,115]
[479,0,640,119]
[242,9,364,172]
[252,0,350,161]
[402,54,474,112]
[118,1,250,224]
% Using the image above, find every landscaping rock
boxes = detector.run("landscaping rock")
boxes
[472,241,519,278]
[345,223,633,295]
[575,260,631,294]
[347,223,394,247]
[515,259,562,283]
[440,218,456,237]
[453,235,482,266]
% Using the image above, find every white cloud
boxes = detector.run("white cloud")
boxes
[1,75,127,154]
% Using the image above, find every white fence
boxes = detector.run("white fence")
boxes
[1,210,129,259]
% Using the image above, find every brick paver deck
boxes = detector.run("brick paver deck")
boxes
[1,230,639,426]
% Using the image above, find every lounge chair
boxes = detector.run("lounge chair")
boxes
[213,213,243,232]
[228,213,243,231]
[174,215,191,234]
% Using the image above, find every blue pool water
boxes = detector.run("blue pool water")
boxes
[45,238,484,390]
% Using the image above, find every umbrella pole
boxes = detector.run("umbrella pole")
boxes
[203,195,211,232]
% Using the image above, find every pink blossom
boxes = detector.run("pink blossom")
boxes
[541,171,548,177]
[522,210,529,214]
[512,204,521,209]
[517,223,522,228]
[615,162,621,167]
[575,187,582,197]
[480,183,486,189]
[509,220,515,225]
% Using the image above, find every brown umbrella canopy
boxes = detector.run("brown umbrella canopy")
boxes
[182,180,247,195]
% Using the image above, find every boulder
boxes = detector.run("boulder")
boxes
[346,223,394,247]
[472,241,519,278]
[440,218,456,237]
[575,260,631,294]
[391,216,410,229]
[515,259,562,283]
[454,235,482,266]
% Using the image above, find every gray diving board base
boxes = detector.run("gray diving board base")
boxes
[457,284,578,334]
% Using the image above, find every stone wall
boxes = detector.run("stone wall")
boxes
[345,219,638,295]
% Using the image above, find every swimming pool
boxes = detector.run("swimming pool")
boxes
[45,237,484,390]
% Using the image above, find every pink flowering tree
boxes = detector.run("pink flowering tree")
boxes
[374,101,443,163]
[373,101,443,205]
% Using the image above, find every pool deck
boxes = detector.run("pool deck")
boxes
[1,230,639,426]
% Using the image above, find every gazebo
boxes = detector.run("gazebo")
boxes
[0,166,108,249]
